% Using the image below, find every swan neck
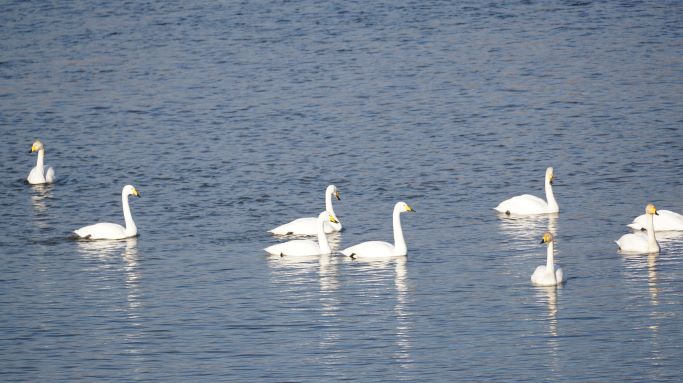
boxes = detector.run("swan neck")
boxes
[545,179,558,212]
[122,191,137,235]
[325,189,335,216]
[546,242,555,270]
[393,207,407,256]
[36,149,45,170]
[647,213,658,250]
[317,216,331,253]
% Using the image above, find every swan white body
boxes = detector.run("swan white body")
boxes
[265,212,338,256]
[27,140,55,185]
[627,209,683,231]
[531,232,565,286]
[74,185,141,240]
[341,201,414,259]
[617,204,660,253]
[269,185,342,235]
[495,167,558,215]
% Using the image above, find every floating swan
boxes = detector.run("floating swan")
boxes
[264,211,339,256]
[531,232,565,286]
[74,185,141,240]
[627,208,683,232]
[616,203,660,254]
[269,185,342,235]
[27,140,55,184]
[495,167,558,216]
[341,201,415,259]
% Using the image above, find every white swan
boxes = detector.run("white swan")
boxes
[616,203,660,253]
[27,140,56,185]
[74,185,141,240]
[269,185,342,235]
[495,167,558,215]
[341,201,415,259]
[627,208,683,232]
[264,211,339,256]
[531,232,565,286]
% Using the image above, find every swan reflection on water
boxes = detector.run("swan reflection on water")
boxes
[29,184,55,229]
[498,213,558,249]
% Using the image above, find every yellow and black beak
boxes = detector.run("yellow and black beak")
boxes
[335,190,341,200]
[329,215,339,224]
[406,204,415,212]
[132,188,141,198]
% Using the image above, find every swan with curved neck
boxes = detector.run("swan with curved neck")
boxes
[627,208,683,232]
[341,201,415,259]
[495,167,558,215]
[269,185,342,235]
[531,232,565,286]
[616,203,660,253]
[74,185,141,240]
[265,212,339,256]
[27,140,56,185]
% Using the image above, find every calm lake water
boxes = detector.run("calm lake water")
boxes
[2,1,683,381]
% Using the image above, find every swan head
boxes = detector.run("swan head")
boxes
[327,185,341,200]
[397,201,415,213]
[646,203,658,216]
[30,140,44,153]
[318,211,339,223]
[123,184,141,198]
[545,167,554,185]
[540,231,554,244]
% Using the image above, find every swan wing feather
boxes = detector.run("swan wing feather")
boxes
[341,241,395,258]
[74,222,128,240]
[264,239,323,256]
[495,194,548,215]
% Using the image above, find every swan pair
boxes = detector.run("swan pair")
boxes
[27,140,141,240]
[27,140,56,185]
[265,198,415,259]
[616,204,660,254]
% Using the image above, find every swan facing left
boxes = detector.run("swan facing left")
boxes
[531,232,565,286]
[74,185,141,240]
[27,140,56,185]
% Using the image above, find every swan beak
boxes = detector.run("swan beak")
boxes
[29,145,36,153]
[329,215,339,224]
[132,188,141,197]
[540,239,545,244]
[406,205,415,212]
[335,190,341,200]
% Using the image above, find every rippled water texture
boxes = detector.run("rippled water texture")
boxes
[2,1,683,381]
